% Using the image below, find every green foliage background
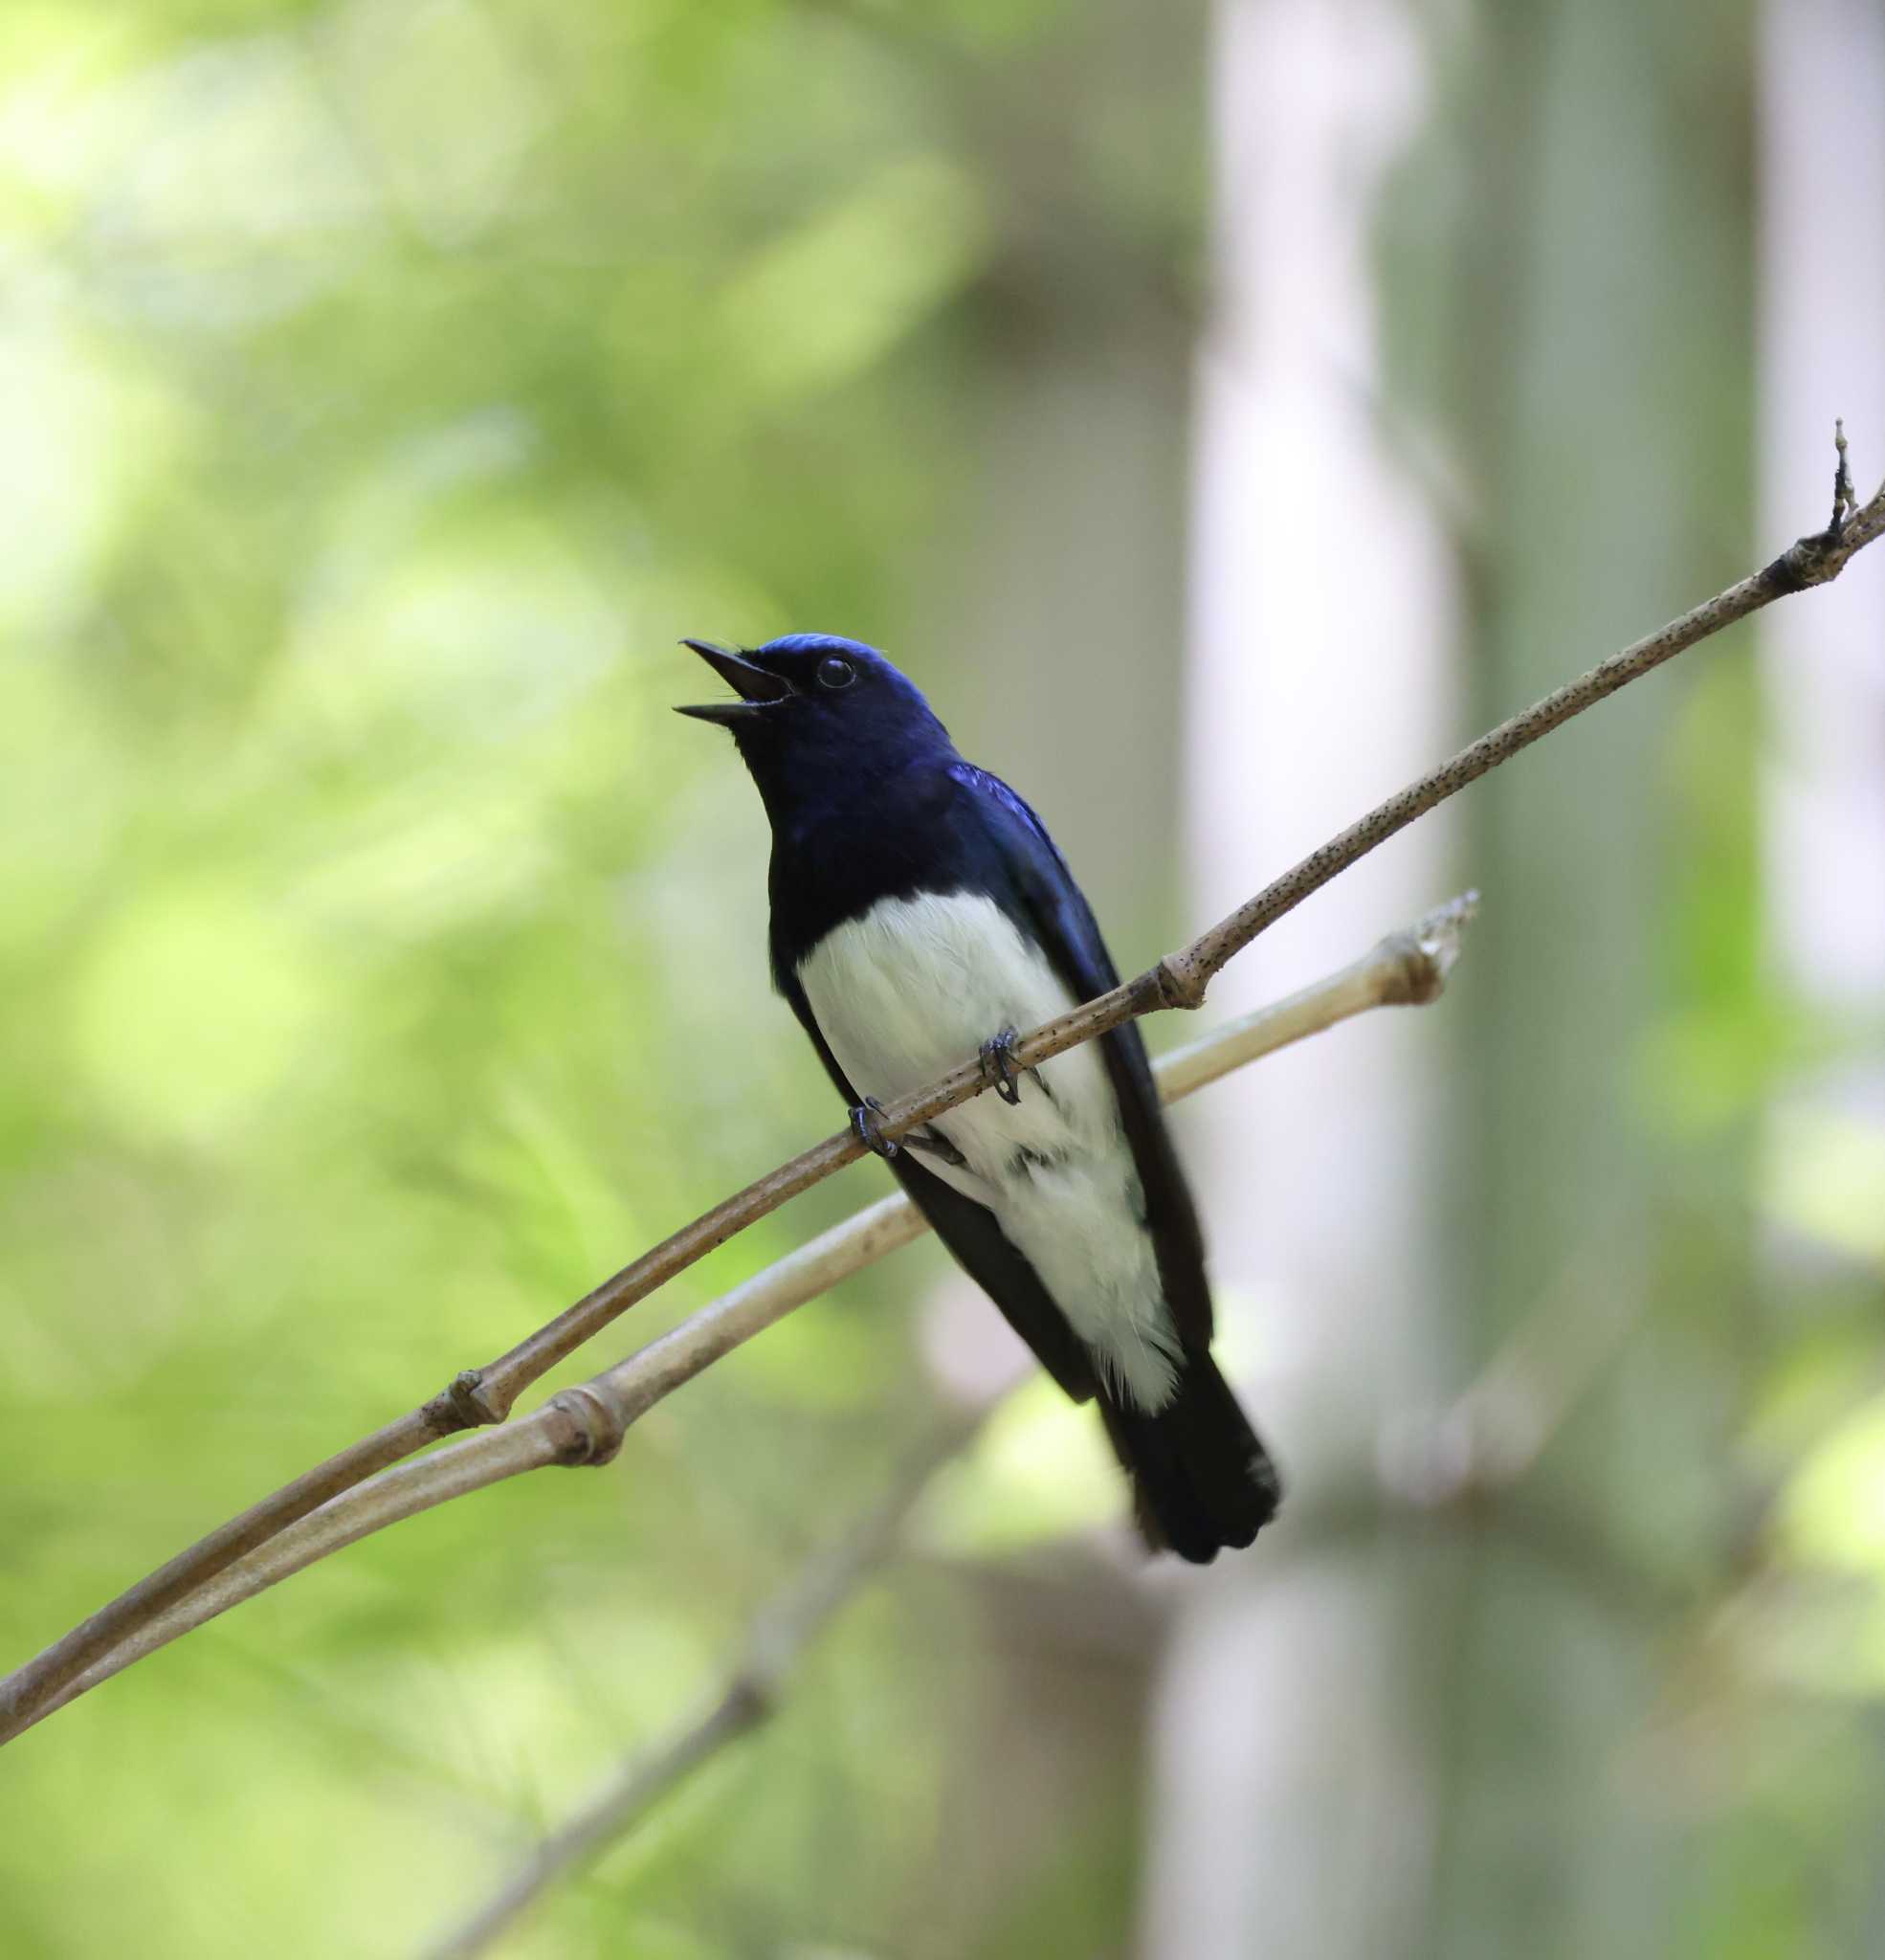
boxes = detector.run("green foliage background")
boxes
[2,2,1883,1956]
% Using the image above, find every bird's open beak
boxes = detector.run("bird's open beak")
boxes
[674,639,792,724]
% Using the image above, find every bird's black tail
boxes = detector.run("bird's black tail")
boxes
[1098,1355,1281,1563]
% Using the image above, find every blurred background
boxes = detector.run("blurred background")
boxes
[2,0,1883,1954]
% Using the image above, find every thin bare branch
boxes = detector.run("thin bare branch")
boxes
[1376,1245,1646,1514]
[4,434,1874,1746]
[423,1408,987,1960]
[15,898,1475,1737]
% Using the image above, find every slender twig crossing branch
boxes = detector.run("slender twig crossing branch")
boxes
[2,439,1877,1748]
[434,1188,1652,1960]
[12,898,1477,1738]
[424,1408,989,1960]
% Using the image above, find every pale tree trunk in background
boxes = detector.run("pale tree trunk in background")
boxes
[1426,4,1752,1956]
[1758,12,1885,1946]
[940,341,1193,936]
[1759,0,1885,995]
[926,0,1201,953]
[1143,3,1458,1953]
[1154,0,1764,1951]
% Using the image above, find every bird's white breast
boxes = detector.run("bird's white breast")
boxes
[797,889,1181,1409]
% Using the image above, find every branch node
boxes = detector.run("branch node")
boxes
[1769,527,1839,592]
[1150,956,1209,1013]
[545,1385,626,1467]
[441,1370,508,1431]
[725,1667,777,1726]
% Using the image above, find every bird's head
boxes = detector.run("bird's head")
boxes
[676,633,952,820]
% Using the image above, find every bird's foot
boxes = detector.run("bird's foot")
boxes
[850,1097,899,1160]
[980,1026,1024,1105]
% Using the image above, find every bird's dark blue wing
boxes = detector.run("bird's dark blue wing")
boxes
[946,763,1214,1352]
[775,963,1099,1401]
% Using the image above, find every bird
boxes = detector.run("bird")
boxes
[676,632,1280,1561]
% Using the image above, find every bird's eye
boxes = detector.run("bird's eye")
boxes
[817,655,856,691]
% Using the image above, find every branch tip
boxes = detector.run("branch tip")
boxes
[1412,887,1480,980]
[1832,417,1856,532]
[1763,423,1885,590]
[1376,889,1479,1005]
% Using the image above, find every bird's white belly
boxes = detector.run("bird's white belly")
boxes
[797,889,1181,1409]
